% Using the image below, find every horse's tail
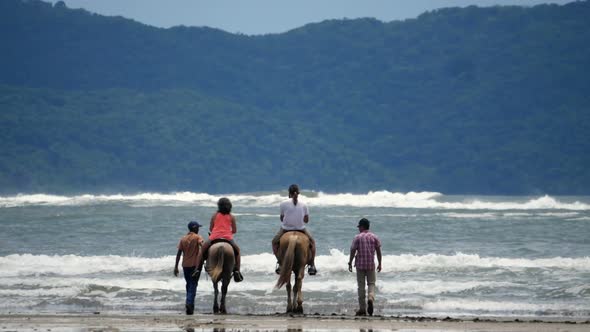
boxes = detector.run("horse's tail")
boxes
[275,235,297,289]
[209,245,225,283]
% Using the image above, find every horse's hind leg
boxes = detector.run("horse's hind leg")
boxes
[286,280,293,313]
[213,282,220,314]
[294,275,303,314]
[220,277,229,314]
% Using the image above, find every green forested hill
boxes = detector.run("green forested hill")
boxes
[1,0,589,194]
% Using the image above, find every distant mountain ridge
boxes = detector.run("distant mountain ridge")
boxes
[0,0,589,194]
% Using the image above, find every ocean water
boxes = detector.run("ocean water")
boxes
[0,191,589,319]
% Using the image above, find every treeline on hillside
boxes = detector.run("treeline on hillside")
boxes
[0,0,589,194]
[0,86,385,193]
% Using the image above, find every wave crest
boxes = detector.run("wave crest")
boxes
[2,251,589,278]
[1,191,589,210]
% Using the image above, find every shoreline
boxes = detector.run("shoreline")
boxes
[1,313,589,331]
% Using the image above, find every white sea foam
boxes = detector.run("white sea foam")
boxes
[438,212,498,219]
[378,281,515,296]
[0,287,82,297]
[2,251,589,317]
[0,192,220,208]
[422,299,590,316]
[1,191,589,210]
[0,254,171,277]
[233,213,275,218]
[0,275,511,298]
[2,251,589,279]
[378,252,590,272]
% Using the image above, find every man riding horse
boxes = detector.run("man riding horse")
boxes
[272,184,317,275]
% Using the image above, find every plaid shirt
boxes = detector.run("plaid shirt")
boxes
[351,230,381,270]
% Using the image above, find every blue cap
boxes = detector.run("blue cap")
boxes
[188,221,201,230]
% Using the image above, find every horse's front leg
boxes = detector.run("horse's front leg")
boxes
[220,277,229,314]
[213,281,220,314]
[286,278,293,313]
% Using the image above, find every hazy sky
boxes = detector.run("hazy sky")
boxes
[49,0,575,35]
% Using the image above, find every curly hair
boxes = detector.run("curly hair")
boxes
[217,197,232,215]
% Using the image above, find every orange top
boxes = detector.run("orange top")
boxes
[209,212,234,241]
[177,232,204,267]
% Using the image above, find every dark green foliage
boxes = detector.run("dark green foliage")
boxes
[1,0,589,194]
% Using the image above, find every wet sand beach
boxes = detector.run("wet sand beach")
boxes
[1,313,589,332]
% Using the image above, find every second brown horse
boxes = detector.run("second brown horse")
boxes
[275,231,310,314]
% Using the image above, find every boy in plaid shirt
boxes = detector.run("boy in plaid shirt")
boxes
[348,218,382,316]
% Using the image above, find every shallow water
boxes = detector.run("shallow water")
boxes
[1,191,589,318]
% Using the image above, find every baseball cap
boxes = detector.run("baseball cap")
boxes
[357,218,370,229]
[187,221,202,230]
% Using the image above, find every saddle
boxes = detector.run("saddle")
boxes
[204,238,238,259]
[280,230,313,248]
[282,229,307,235]
[210,238,232,246]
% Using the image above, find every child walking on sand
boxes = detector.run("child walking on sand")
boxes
[174,220,204,315]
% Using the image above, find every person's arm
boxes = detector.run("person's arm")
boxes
[231,215,237,234]
[376,246,382,272]
[280,202,285,222]
[303,204,309,224]
[348,248,356,272]
[209,213,216,234]
[348,238,357,272]
[174,249,182,276]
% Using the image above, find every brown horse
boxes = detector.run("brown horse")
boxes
[275,231,310,314]
[205,242,235,314]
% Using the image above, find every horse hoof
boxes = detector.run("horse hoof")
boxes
[213,305,219,314]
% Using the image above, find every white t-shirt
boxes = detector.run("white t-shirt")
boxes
[280,199,309,231]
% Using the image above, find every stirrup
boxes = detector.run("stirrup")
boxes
[307,265,317,275]
[233,270,244,282]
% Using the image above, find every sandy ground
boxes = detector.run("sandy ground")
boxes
[1,314,589,332]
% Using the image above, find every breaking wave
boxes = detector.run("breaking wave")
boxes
[1,191,589,210]
[2,250,589,278]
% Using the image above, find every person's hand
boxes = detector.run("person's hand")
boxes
[174,267,179,277]
[348,262,353,272]
[377,263,382,273]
